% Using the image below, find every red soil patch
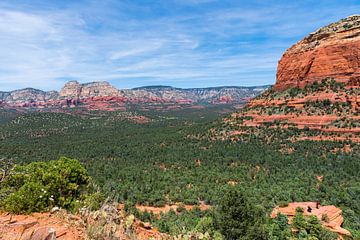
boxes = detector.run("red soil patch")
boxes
[135,202,211,217]
[331,144,353,153]
[228,111,360,142]
[134,220,172,240]
[298,135,360,143]
[0,211,85,240]
[316,175,324,182]
[0,207,172,240]
[244,114,339,127]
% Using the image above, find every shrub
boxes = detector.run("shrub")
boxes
[321,213,330,223]
[195,216,215,234]
[292,207,307,231]
[83,189,106,211]
[278,201,289,207]
[270,213,291,239]
[176,205,186,213]
[0,157,96,213]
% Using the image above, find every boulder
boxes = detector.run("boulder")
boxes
[22,227,56,240]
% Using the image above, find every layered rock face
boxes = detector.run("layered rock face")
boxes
[129,86,266,104]
[221,16,360,143]
[0,82,269,109]
[59,81,122,98]
[275,15,360,91]
[0,89,59,104]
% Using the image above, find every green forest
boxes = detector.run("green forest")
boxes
[0,106,359,239]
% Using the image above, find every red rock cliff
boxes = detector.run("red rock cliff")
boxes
[275,15,360,91]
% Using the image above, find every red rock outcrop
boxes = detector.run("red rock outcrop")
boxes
[220,16,360,143]
[133,202,210,218]
[275,15,360,91]
[0,206,172,240]
[271,202,351,238]
[0,211,85,240]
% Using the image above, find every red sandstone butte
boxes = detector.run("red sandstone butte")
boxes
[275,15,360,91]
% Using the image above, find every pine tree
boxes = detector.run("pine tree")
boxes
[216,188,268,240]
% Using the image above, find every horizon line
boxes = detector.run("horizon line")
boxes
[1,82,273,93]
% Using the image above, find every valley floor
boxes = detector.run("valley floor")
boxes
[0,107,359,238]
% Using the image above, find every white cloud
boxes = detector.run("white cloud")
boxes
[109,41,164,60]
[0,10,53,35]
[0,1,358,90]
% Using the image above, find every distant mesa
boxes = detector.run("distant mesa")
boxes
[0,81,270,110]
[275,15,360,91]
[59,80,122,98]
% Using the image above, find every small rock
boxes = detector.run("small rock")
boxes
[29,227,56,240]
[69,215,80,221]
[11,220,39,232]
[50,207,60,214]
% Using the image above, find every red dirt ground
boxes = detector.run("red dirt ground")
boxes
[135,202,211,217]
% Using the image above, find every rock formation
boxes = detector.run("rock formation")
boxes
[275,15,360,91]
[271,202,351,238]
[0,89,59,104]
[0,211,84,240]
[0,82,269,110]
[0,203,171,240]
[58,81,81,98]
[59,81,122,98]
[220,16,360,143]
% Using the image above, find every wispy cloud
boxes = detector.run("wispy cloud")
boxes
[0,0,358,91]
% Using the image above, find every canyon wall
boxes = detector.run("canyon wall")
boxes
[275,15,360,91]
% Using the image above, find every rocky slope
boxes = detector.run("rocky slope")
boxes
[276,15,360,91]
[0,203,171,240]
[0,81,269,110]
[220,16,360,143]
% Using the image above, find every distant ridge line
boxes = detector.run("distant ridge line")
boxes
[0,80,271,108]
[2,83,272,93]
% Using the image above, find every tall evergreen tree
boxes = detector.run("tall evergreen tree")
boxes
[216,188,268,240]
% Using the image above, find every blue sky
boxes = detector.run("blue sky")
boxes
[0,0,358,91]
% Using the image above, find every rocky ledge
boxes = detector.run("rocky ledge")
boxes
[219,16,360,143]
[271,202,351,238]
[275,15,360,91]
